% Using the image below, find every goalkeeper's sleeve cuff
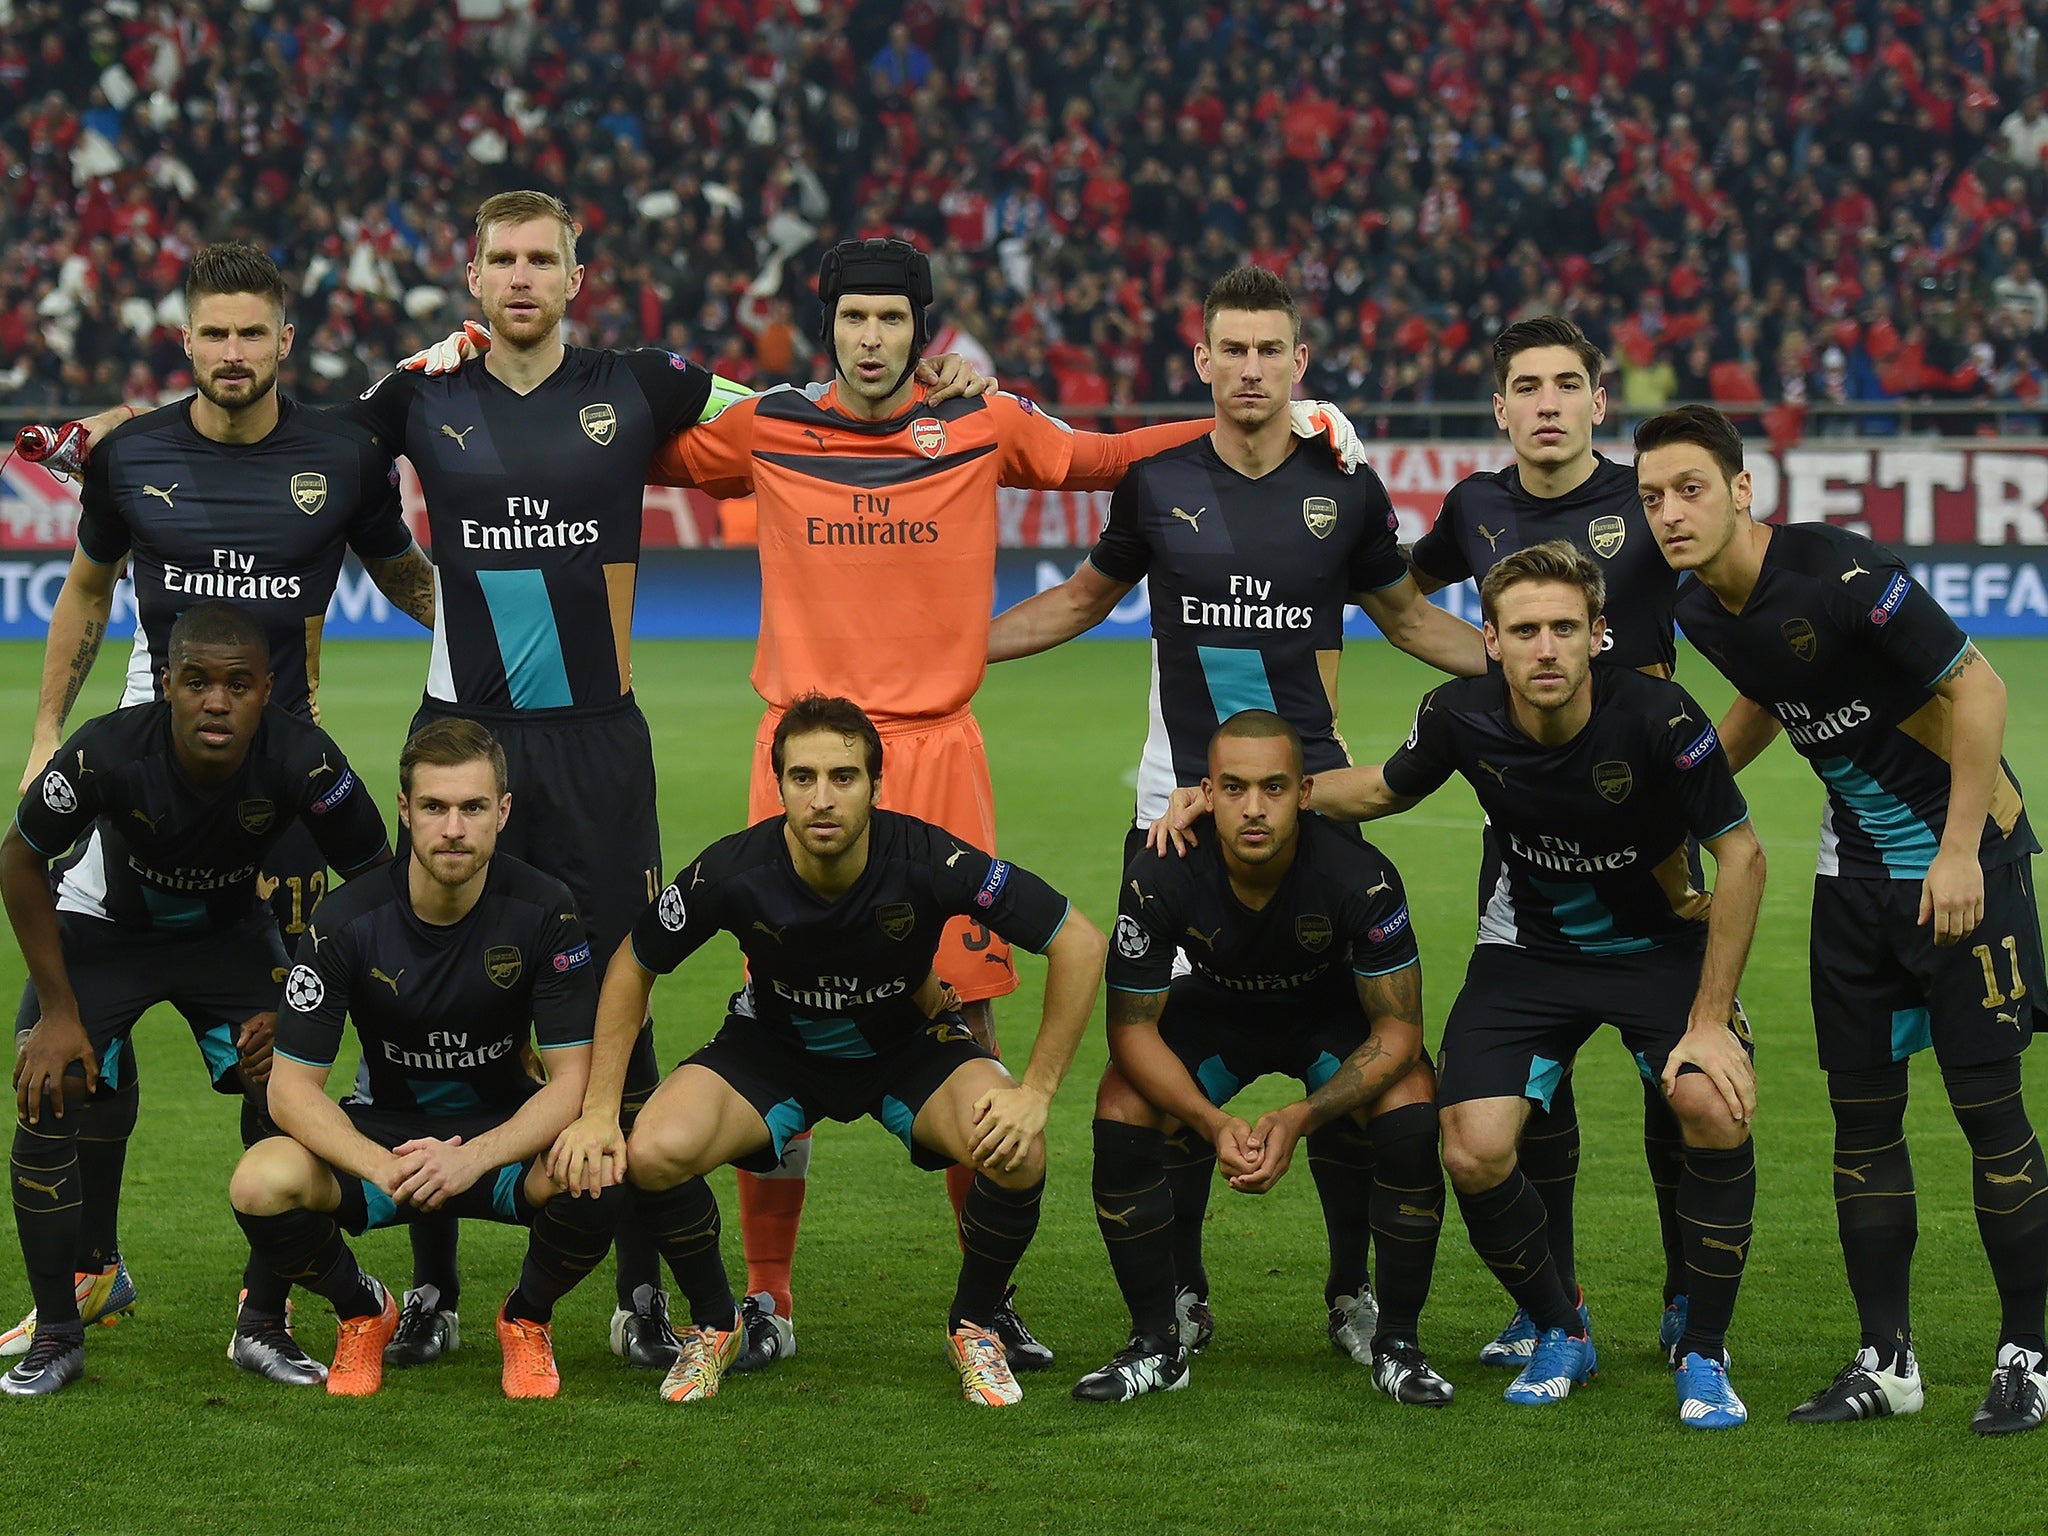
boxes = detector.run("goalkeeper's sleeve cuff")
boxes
[701,374,753,422]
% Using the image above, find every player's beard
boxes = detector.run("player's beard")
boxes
[1223,817,1294,866]
[484,286,567,348]
[195,355,280,414]
[1509,653,1591,715]
[414,842,485,888]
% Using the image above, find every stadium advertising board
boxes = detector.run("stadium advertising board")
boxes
[4,442,2047,639]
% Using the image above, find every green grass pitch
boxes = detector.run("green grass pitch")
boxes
[0,635,2044,1534]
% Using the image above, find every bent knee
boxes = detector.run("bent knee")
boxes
[1440,1123,1517,1190]
[228,1137,312,1215]
[981,1137,1047,1189]
[1093,1063,1169,1129]
[1668,1075,1748,1149]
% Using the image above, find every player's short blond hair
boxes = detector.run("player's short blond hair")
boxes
[1479,539,1608,628]
[472,190,579,266]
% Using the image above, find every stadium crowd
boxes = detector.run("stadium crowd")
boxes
[2,0,2047,426]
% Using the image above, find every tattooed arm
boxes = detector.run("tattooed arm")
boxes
[18,550,120,796]
[1232,964,1425,1194]
[364,542,437,630]
[1924,642,2006,945]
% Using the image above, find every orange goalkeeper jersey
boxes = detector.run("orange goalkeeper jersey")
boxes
[650,382,1206,725]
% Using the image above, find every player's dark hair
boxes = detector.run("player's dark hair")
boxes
[772,693,884,780]
[1479,539,1608,627]
[167,600,269,665]
[399,717,509,797]
[1203,265,1301,343]
[1633,403,1747,485]
[1209,709,1305,776]
[185,243,289,318]
[1490,315,1605,393]
[473,189,579,265]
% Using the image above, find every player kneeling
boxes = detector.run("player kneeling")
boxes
[229,720,624,1398]
[549,695,1106,1407]
[1083,713,1448,1406]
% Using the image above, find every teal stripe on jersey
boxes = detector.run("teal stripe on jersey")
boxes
[1530,877,1658,955]
[492,1162,523,1221]
[1524,1053,1565,1111]
[475,568,573,709]
[100,1036,127,1092]
[196,1022,240,1085]
[137,884,209,931]
[1195,645,1278,721]
[1890,1006,1933,1062]
[1305,1050,1343,1093]
[1194,1054,1242,1107]
[1815,756,1941,876]
[791,1016,876,1058]
[764,1097,808,1159]
[409,1077,485,1115]
[363,1182,399,1231]
[878,1094,918,1153]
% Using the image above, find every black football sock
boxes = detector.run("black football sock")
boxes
[1828,1066,1917,1367]
[1642,1080,1688,1304]
[235,1093,294,1317]
[233,1207,380,1319]
[1366,1103,1443,1346]
[611,1195,663,1310]
[633,1175,737,1330]
[1161,1128,1215,1300]
[13,1116,85,1328]
[1091,1121,1178,1343]
[952,1173,1044,1331]
[509,1184,625,1324]
[1675,1138,1756,1361]
[1518,1076,1581,1301]
[1945,1058,2048,1356]
[1307,1117,1375,1307]
[407,1216,462,1314]
[1453,1165,1576,1333]
[73,1079,137,1272]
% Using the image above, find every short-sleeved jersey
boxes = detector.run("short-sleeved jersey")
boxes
[341,348,714,713]
[631,809,1070,1056]
[1675,523,2036,880]
[1411,455,1678,675]
[1088,436,1408,822]
[78,396,411,719]
[1107,813,1419,1000]
[14,703,388,933]
[1382,669,1750,956]
[273,854,595,1116]
[650,381,1206,726]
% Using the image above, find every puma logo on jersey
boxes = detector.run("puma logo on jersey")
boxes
[129,808,161,833]
[946,846,969,868]
[370,967,405,994]
[309,755,333,780]
[1366,877,1393,898]
[1127,880,1151,909]
[1476,759,1508,787]
[1701,1235,1751,1259]
[1477,524,1504,550]
[307,926,325,951]
[1840,561,1871,583]
[801,428,831,450]
[1171,506,1207,533]
[1667,707,1694,728]
[441,424,475,450]
[1833,1162,1872,1184]
[1094,1202,1137,1227]
[1184,925,1220,948]
[752,920,788,944]
[1397,1201,1442,1221]
[1986,1160,2035,1187]
[13,1174,65,1199]
[690,864,707,888]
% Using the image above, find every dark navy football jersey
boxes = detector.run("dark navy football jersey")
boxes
[341,348,713,713]
[1675,523,2035,880]
[1107,813,1418,999]
[273,855,595,1116]
[632,810,1070,1056]
[1410,454,1678,675]
[1382,668,1749,957]
[77,396,411,719]
[1088,437,1409,822]
[13,703,387,933]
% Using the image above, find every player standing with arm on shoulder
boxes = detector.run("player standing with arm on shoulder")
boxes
[1404,315,1695,1370]
[1640,403,2048,1436]
[988,265,1481,1362]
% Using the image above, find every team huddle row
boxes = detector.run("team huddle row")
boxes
[2,201,2043,1437]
